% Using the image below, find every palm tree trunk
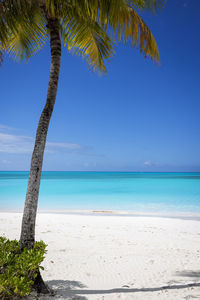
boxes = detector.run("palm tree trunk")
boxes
[20,18,61,251]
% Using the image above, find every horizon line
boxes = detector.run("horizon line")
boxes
[0,170,200,173]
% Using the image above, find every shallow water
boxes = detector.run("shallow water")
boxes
[0,172,200,213]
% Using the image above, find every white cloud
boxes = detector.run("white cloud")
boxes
[0,127,81,154]
[143,160,160,168]
[47,142,81,150]
[144,160,153,167]
[1,159,11,164]
[0,124,16,132]
[0,132,33,153]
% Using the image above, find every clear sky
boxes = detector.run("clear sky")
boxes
[1,0,200,172]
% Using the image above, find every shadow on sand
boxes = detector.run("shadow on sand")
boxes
[41,279,200,299]
[176,270,200,279]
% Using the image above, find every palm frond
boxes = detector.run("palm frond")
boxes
[0,1,10,45]
[6,12,48,61]
[63,16,114,73]
[94,0,160,63]
[60,0,160,67]
[1,0,47,61]
[0,0,162,70]
[126,0,166,12]
[128,9,160,63]
[143,0,166,13]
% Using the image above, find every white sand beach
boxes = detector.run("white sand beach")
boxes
[0,212,200,299]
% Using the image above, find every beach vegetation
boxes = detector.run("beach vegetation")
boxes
[0,236,47,299]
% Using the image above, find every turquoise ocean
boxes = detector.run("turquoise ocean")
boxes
[0,172,200,214]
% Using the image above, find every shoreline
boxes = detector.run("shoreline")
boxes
[1,209,200,221]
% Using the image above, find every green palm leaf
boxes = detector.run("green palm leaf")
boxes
[63,17,114,73]
[127,0,165,12]
[6,14,47,60]
[1,0,163,69]
[129,9,160,63]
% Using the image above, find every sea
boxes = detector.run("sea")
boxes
[0,171,200,215]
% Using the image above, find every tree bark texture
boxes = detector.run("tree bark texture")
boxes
[20,18,61,251]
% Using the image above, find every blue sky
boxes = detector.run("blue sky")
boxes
[1,0,200,172]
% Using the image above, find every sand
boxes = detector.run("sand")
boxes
[0,212,200,299]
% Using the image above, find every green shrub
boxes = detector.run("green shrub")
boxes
[0,236,47,299]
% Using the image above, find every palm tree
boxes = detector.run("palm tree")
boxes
[1,0,164,292]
